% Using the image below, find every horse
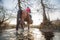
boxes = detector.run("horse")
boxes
[16,9,33,34]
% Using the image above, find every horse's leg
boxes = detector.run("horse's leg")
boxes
[27,23,30,40]
[20,21,24,33]
[28,24,29,33]
[19,20,25,40]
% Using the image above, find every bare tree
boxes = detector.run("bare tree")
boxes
[40,0,58,22]
[0,5,12,26]
[41,0,48,23]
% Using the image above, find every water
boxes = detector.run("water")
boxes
[53,32,60,40]
[0,28,60,40]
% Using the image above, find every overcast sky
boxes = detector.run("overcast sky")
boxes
[0,0,60,25]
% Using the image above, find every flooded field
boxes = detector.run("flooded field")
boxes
[0,28,60,40]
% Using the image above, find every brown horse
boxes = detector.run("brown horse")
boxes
[16,10,33,33]
[21,10,33,35]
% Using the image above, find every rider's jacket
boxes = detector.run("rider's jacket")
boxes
[26,7,31,13]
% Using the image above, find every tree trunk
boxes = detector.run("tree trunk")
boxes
[18,0,21,10]
[41,0,48,23]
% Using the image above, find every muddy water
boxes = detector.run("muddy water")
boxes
[0,28,60,40]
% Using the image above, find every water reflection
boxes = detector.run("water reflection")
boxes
[29,28,45,40]
[0,29,16,40]
[0,28,60,40]
[53,32,60,40]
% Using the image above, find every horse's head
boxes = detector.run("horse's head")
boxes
[27,15,33,24]
[29,19,33,24]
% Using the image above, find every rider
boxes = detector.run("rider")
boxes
[25,7,31,18]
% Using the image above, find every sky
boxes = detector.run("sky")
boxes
[0,0,60,25]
